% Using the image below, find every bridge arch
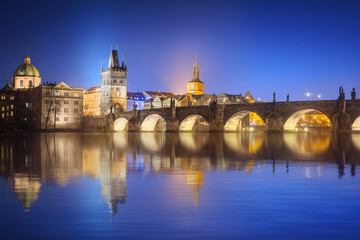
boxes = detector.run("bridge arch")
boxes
[283,108,332,131]
[352,114,360,131]
[179,114,209,131]
[114,117,129,132]
[141,114,166,132]
[224,110,265,131]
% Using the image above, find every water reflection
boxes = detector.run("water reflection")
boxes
[0,132,359,211]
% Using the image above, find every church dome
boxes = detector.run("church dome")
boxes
[13,56,40,78]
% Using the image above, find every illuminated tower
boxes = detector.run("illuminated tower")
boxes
[13,55,41,89]
[187,56,204,95]
[101,49,127,115]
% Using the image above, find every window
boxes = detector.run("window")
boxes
[55,100,60,104]
[45,100,50,104]
[74,93,79,97]
[10,105,13,109]
[1,95,5,100]
[74,101,79,105]
[10,111,13,116]
[1,107,4,111]
[113,79,117,83]
[54,91,60,96]
[26,103,29,107]
[74,117,79,121]
[6,106,9,110]
[56,117,59,121]
[1,113,4,118]
[74,108,78,113]
[29,80,33,88]
[64,117,68,121]
[45,91,50,96]
[20,80,23,87]
[64,92,69,96]
[120,80,123,84]
[10,96,14,100]
[64,108,68,113]
[64,100,69,104]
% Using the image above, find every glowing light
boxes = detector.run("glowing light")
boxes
[317,94,321,98]
[304,127,308,132]
[306,92,310,97]
[258,98,261,101]
[249,127,254,131]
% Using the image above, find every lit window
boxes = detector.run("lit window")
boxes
[1,107,4,111]
[10,96,14,100]
[26,103,29,107]
[54,92,60,96]
[10,105,13,109]
[1,95,5,100]
[10,111,13,116]
[74,93,79,97]
[1,113,4,118]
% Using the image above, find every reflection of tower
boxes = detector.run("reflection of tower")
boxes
[186,170,204,206]
[100,150,127,213]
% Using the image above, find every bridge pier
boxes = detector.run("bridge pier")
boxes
[166,117,179,132]
[127,117,141,132]
[332,113,352,132]
[265,112,284,132]
[209,103,224,132]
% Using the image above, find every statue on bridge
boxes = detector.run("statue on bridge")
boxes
[273,92,276,103]
[338,86,345,101]
[351,88,356,100]
[286,94,289,102]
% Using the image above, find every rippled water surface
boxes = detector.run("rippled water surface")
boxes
[0,132,360,239]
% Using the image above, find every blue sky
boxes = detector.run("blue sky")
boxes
[1,0,359,101]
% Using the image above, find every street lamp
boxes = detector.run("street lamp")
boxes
[317,94,321,99]
[306,92,310,101]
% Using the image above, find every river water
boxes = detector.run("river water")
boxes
[0,132,359,239]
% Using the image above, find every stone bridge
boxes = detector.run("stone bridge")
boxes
[113,99,360,132]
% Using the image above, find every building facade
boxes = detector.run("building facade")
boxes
[0,79,33,131]
[31,82,83,129]
[83,86,101,116]
[101,50,127,115]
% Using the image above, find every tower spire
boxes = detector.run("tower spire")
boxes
[108,49,120,69]
[192,55,199,81]
[6,70,9,84]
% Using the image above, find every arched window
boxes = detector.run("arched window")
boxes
[20,80,24,87]
[29,80,33,88]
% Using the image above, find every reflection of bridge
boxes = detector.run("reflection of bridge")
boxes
[114,99,360,132]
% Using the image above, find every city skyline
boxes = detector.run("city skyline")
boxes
[1,0,360,101]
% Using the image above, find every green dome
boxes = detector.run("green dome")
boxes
[13,56,40,78]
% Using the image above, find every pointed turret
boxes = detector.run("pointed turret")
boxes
[108,50,120,69]
[192,56,200,82]
[187,56,204,95]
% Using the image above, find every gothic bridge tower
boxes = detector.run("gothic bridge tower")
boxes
[101,49,127,115]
